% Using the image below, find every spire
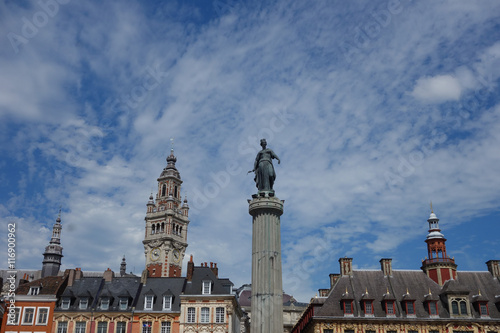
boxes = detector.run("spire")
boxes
[120,255,127,276]
[42,211,64,277]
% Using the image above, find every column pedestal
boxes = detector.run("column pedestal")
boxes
[249,195,284,333]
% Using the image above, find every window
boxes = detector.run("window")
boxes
[100,298,110,310]
[75,322,86,333]
[345,330,354,333]
[7,307,21,325]
[366,331,375,333]
[406,301,415,315]
[451,298,469,316]
[97,322,108,333]
[79,298,88,310]
[215,307,225,323]
[187,307,196,323]
[364,301,373,315]
[202,281,211,294]
[23,307,35,324]
[163,296,172,311]
[161,322,171,333]
[29,287,40,295]
[119,298,128,310]
[57,322,68,333]
[142,322,152,333]
[343,300,353,315]
[116,322,126,333]
[61,298,71,309]
[386,302,394,315]
[479,302,489,316]
[36,308,49,325]
[428,302,438,315]
[144,295,154,310]
[200,307,210,323]
[324,330,333,333]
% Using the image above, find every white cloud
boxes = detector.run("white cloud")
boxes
[411,75,462,103]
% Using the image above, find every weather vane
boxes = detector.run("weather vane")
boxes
[170,137,174,151]
[430,201,433,213]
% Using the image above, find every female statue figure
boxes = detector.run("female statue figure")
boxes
[251,139,280,192]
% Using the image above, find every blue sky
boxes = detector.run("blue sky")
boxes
[1,0,500,301]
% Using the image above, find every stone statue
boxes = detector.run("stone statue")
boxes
[249,139,280,193]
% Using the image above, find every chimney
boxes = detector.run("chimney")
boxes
[486,260,500,278]
[103,268,114,282]
[339,257,353,276]
[318,289,329,297]
[329,273,340,288]
[187,255,194,281]
[211,263,219,278]
[380,258,393,276]
[75,268,83,280]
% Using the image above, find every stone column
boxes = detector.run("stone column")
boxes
[249,195,284,333]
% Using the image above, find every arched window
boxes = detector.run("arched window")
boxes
[151,224,156,234]
[451,301,459,314]
[179,227,182,235]
[162,184,166,197]
[460,301,467,315]
[174,186,178,198]
[161,223,164,232]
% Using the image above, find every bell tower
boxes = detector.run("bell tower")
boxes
[42,211,64,277]
[421,203,457,286]
[143,148,190,277]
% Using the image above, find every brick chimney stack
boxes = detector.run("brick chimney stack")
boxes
[486,260,500,278]
[187,255,194,281]
[339,257,353,276]
[211,262,218,277]
[380,258,393,276]
[103,268,114,282]
[329,273,340,288]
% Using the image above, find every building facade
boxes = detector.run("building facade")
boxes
[292,210,500,333]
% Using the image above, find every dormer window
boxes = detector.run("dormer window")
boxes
[342,300,353,316]
[362,300,374,316]
[449,297,469,317]
[384,301,395,316]
[61,298,71,309]
[202,280,212,295]
[145,295,154,310]
[478,302,489,317]
[100,298,110,310]
[28,287,40,295]
[119,298,128,310]
[163,296,172,311]
[79,298,88,310]
[406,301,415,314]
[427,301,438,316]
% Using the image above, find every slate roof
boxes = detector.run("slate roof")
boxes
[57,277,103,311]
[135,277,184,312]
[183,266,232,295]
[312,269,500,320]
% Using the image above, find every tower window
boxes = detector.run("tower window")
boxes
[162,184,166,197]
[174,186,178,198]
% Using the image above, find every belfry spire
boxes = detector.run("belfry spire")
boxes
[41,210,64,277]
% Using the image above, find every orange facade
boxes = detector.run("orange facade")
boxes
[2,299,56,333]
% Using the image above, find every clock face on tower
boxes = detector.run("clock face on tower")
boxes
[173,249,181,263]
[151,248,161,261]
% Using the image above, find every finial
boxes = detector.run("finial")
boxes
[365,287,368,294]
[345,287,348,294]
[386,287,389,295]
[406,288,409,295]
[58,206,62,218]
[170,137,174,152]
[430,201,433,213]
[428,288,432,295]
[478,289,482,296]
